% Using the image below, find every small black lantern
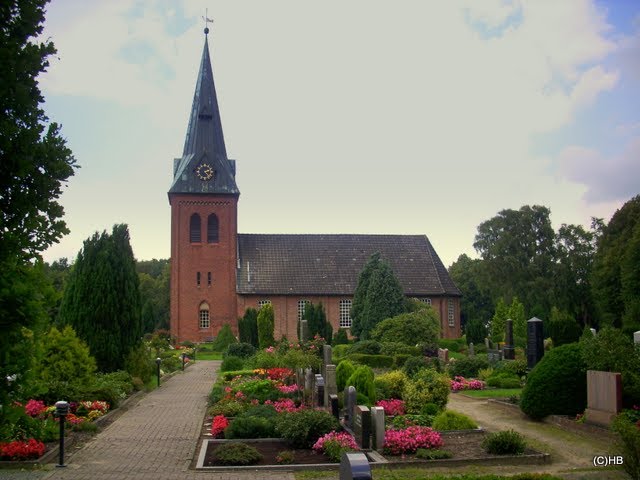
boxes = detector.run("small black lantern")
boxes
[155,357,162,387]
[55,401,69,468]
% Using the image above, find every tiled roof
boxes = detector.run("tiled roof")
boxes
[236,234,461,296]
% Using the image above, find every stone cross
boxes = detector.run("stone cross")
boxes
[324,364,337,407]
[526,317,544,369]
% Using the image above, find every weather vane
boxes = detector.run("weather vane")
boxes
[203,9,213,35]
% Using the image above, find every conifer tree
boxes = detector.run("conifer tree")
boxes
[238,308,259,347]
[490,298,509,343]
[59,224,142,371]
[257,304,275,349]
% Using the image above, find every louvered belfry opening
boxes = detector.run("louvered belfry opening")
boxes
[190,213,201,243]
[207,213,219,243]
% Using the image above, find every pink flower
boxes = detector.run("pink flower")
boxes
[383,426,443,455]
[376,399,406,416]
[25,400,46,417]
[278,384,300,394]
[313,431,358,452]
[264,398,304,413]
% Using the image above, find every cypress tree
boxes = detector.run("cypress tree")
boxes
[257,304,275,349]
[59,224,142,371]
[238,308,259,347]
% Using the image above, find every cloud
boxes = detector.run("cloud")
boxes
[557,137,640,203]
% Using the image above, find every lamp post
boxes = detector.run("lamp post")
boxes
[156,357,161,387]
[55,401,69,468]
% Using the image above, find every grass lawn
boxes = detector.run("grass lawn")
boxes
[462,388,521,398]
[195,351,223,360]
[296,469,563,480]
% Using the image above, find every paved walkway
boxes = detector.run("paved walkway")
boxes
[37,361,294,480]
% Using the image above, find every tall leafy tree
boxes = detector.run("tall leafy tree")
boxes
[508,297,526,346]
[137,259,170,333]
[351,253,405,340]
[257,303,275,349]
[490,297,509,343]
[59,224,142,372]
[302,302,333,344]
[238,307,259,347]
[0,0,76,405]
[448,254,494,330]
[591,195,640,331]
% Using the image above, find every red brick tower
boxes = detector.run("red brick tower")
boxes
[168,28,239,343]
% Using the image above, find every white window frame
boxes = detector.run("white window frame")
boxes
[199,303,210,329]
[339,299,352,328]
[419,298,432,305]
[448,299,455,327]
[258,299,271,309]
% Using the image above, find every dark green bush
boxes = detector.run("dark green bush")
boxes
[333,328,350,345]
[275,409,339,448]
[612,413,640,480]
[211,324,237,352]
[520,343,587,420]
[345,365,376,403]
[447,356,489,378]
[356,392,372,407]
[236,379,280,403]
[437,337,466,352]
[432,410,478,430]
[125,344,154,384]
[220,355,245,372]
[239,404,278,420]
[225,417,276,439]
[416,448,452,460]
[348,340,382,355]
[391,414,434,429]
[402,356,430,378]
[207,400,247,418]
[498,359,528,377]
[347,353,394,368]
[212,442,263,466]
[220,370,255,381]
[392,354,412,368]
[486,372,521,388]
[380,342,420,356]
[421,403,441,416]
[336,360,356,392]
[225,342,255,359]
[482,430,526,455]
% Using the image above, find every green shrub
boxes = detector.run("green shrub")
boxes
[347,353,394,368]
[421,403,442,416]
[220,370,255,381]
[447,356,489,379]
[333,329,350,345]
[332,344,350,360]
[437,337,466,352]
[207,400,247,418]
[402,356,430,378]
[239,404,278,420]
[482,430,526,455]
[250,350,282,369]
[486,372,521,388]
[612,413,640,480]
[275,409,339,448]
[236,379,280,403]
[356,392,372,407]
[391,414,433,429]
[280,348,321,370]
[349,340,382,355]
[392,354,412,368]
[498,377,522,389]
[225,417,276,439]
[432,410,478,430]
[499,359,528,377]
[257,304,275,349]
[212,442,263,466]
[345,365,376,403]
[370,309,440,346]
[336,360,356,392]
[220,355,245,372]
[125,343,154,384]
[211,324,237,352]
[225,342,255,359]
[416,448,452,460]
[374,370,408,400]
[520,343,587,420]
[380,342,420,356]
[238,308,259,347]
[402,368,450,413]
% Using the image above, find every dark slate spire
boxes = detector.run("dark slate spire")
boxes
[169,29,239,195]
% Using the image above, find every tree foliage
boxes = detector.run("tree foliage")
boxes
[238,308,259,347]
[370,304,440,346]
[448,254,494,330]
[350,253,406,340]
[546,307,582,347]
[137,259,170,333]
[58,224,143,372]
[302,302,332,344]
[257,303,275,349]
[211,324,237,352]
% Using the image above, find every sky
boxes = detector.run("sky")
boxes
[39,0,640,268]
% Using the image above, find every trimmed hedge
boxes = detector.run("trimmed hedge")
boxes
[347,353,394,368]
[520,343,587,420]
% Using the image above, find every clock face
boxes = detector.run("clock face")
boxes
[195,163,214,181]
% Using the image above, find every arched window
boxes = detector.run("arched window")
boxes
[199,302,210,329]
[190,213,201,243]
[207,214,219,243]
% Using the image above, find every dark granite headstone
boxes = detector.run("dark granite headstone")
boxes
[527,316,544,369]
[503,318,515,360]
[340,452,371,480]
[329,394,339,421]
[353,405,371,449]
[315,374,325,407]
[344,386,356,429]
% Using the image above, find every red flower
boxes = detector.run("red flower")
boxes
[211,415,229,438]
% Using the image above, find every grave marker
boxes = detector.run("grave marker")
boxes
[325,364,337,407]
[526,317,544,369]
[504,319,515,360]
[635,331,640,344]
[585,370,622,427]
[437,348,449,364]
[468,342,474,356]
[339,452,371,480]
[299,319,309,342]
[370,406,385,451]
[315,374,325,407]
[329,394,340,421]
[353,405,371,449]
[344,386,356,430]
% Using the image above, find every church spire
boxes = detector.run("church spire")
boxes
[169,26,239,195]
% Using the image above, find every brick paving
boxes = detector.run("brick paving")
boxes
[38,361,295,480]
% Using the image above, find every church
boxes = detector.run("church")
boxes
[168,29,462,344]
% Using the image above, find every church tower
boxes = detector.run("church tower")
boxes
[168,27,239,343]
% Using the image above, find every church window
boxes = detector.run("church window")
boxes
[197,272,201,287]
[207,214,219,243]
[419,298,432,305]
[298,300,309,321]
[199,302,210,329]
[190,214,201,243]
[448,299,455,327]
[258,300,271,309]
[339,299,352,328]
[207,272,212,286]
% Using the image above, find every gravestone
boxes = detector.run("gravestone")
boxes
[370,406,385,451]
[322,345,332,378]
[339,452,371,480]
[468,342,475,356]
[635,331,640,344]
[299,319,309,342]
[485,337,491,350]
[590,328,597,336]
[315,374,325,407]
[353,405,371,449]
[503,319,515,360]
[296,368,304,390]
[305,368,315,404]
[437,348,449,364]
[487,349,501,364]
[344,386,357,429]
[585,370,622,427]
[527,317,544,369]
[329,394,340,421]
[325,364,337,407]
